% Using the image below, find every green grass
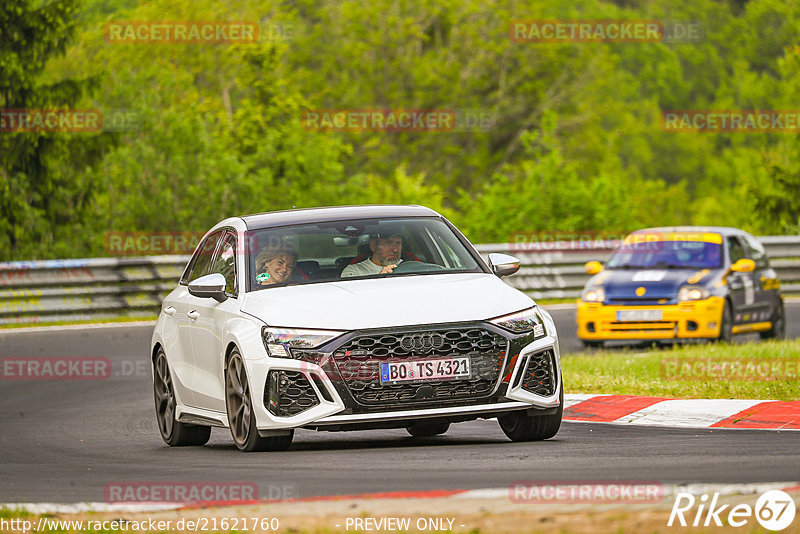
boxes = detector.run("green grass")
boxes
[0,506,32,518]
[562,339,800,400]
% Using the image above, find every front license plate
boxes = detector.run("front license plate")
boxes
[380,357,470,383]
[617,309,663,321]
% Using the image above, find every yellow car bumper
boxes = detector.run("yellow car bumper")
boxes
[576,296,726,341]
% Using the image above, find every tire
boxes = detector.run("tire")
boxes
[406,421,450,437]
[716,300,733,343]
[582,340,602,349]
[225,349,293,452]
[498,385,563,442]
[760,301,786,340]
[153,348,211,446]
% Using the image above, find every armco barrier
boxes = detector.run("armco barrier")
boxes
[0,256,190,325]
[0,237,798,325]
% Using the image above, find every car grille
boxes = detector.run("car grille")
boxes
[265,370,320,417]
[520,350,557,397]
[331,327,508,407]
[607,298,670,306]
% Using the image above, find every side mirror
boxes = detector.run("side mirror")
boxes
[585,261,604,275]
[488,253,520,277]
[188,273,228,302]
[730,258,755,273]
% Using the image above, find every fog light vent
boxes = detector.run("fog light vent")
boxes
[266,370,320,416]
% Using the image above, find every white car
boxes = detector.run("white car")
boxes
[151,205,562,451]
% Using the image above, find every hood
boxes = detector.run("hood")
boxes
[593,268,714,300]
[240,273,532,330]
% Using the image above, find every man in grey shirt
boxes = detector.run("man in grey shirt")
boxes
[341,232,403,277]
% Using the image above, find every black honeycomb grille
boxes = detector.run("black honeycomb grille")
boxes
[521,350,556,397]
[332,327,508,406]
[265,370,320,417]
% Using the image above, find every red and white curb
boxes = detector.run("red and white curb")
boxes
[3,483,798,514]
[564,394,800,430]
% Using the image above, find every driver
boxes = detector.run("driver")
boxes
[341,230,403,277]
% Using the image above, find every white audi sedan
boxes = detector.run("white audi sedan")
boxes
[151,205,562,451]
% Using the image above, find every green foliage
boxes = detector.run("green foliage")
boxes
[3,0,800,260]
[0,0,111,259]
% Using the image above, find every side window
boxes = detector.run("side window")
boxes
[742,235,768,269]
[181,231,223,284]
[213,231,237,295]
[727,236,747,264]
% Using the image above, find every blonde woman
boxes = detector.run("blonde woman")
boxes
[254,241,298,285]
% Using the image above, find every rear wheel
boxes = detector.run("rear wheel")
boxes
[406,421,450,437]
[226,349,293,452]
[498,386,563,442]
[760,301,786,340]
[716,301,733,343]
[153,349,211,446]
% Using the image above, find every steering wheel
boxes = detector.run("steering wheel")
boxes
[390,261,446,274]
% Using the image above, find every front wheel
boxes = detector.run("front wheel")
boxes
[226,350,293,452]
[715,301,733,343]
[153,349,211,446]
[498,387,563,442]
[760,301,786,340]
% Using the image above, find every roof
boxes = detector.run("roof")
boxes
[629,226,750,237]
[240,205,441,230]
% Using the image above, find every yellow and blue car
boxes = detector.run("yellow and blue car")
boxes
[577,227,785,347]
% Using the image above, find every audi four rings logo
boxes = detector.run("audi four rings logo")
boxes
[400,333,444,352]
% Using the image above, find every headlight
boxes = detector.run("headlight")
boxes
[261,327,345,358]
[489,307,546,337]
[582,287,605,303]
[677,286,709,302]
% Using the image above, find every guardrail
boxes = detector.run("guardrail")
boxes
[475,235,800,300]
[1,236,798,325]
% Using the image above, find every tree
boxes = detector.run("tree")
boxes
[0,0,110,259]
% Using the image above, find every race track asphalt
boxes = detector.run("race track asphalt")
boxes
[0,305,798,503]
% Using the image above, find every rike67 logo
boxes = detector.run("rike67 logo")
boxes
[668,490,796,530]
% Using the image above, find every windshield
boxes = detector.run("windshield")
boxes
[607,238,723,269]
[246,217,483,290]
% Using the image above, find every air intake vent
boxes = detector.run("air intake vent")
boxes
[266,370,320,416]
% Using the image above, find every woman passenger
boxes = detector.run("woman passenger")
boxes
[255,242,298,285]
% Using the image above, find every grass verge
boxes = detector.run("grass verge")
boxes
[0,315,156,330]
[562,339,800,400]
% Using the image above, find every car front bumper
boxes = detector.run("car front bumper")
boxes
[576,296,725,341]
[247,320,562,431]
